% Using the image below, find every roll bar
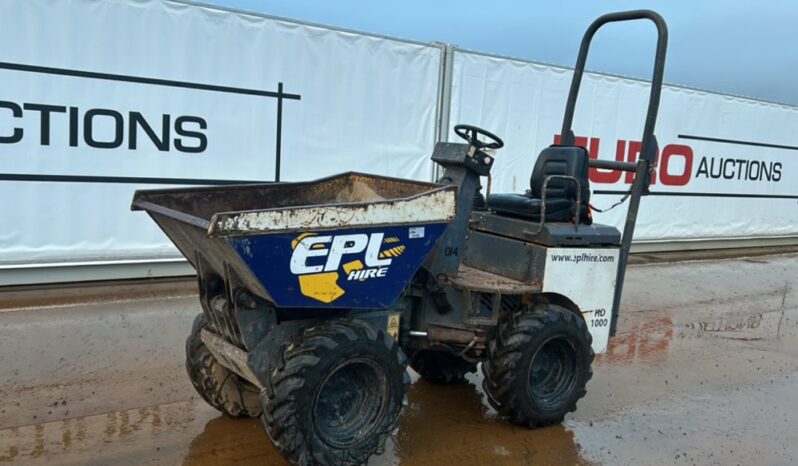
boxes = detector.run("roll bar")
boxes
[558,10,668,337]
[561,9,668,176]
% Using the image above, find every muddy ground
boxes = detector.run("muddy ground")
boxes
[0,252,796,465]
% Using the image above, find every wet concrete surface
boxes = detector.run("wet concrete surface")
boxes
[1,252,797,465]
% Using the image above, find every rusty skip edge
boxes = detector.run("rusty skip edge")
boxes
[207,186,458,237]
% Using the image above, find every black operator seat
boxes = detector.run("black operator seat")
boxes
[486,145,592,224]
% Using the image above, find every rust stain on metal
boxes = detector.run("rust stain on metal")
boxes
[426,325,479,345]
[450,264,540,294]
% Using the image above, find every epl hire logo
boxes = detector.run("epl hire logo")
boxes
[289,232,406,303]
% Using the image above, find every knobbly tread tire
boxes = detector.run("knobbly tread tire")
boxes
[409,350,477,384]
[185,314,261,418]
[482,304,594,428]
[260,318,410,466]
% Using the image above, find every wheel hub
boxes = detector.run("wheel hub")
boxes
[313,358,388,448]
[527,337,579,409]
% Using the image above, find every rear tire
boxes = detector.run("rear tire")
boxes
[482,304,594,427]
[409,350,477,384]
[261,318,410,466]
[185,314,262,417]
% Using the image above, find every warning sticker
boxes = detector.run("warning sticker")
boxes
[387,314,401,338]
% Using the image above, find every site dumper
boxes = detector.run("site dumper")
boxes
[133,9,667,466]
[132,174,456,463]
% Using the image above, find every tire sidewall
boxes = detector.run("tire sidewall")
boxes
[302,336,405,460]
[261,319,409,466]
[512,309,593,423]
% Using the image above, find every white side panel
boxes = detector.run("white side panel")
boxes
[0,0,440,265]
[449,51,798,242]
[542,248,620,353]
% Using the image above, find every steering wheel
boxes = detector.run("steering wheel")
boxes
[454,124,504,150]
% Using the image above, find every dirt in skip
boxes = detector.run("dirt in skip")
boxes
[1,252,798,465]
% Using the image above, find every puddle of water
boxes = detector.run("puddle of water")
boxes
[0,401,217,465]
[381,379,590,466]
[0,379,592,466]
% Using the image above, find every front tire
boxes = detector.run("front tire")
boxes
[482,304,594,427]
[261,318,410,466]
[185,314,262,417]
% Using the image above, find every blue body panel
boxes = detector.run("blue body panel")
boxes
[229,223,447,309]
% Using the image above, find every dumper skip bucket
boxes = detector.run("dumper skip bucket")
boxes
[132,172,456,309]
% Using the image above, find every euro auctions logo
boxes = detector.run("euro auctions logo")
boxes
[554,134,784,187]
[289,232,406,304]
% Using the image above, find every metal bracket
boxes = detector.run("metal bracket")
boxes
[200,328,263,389]
[524,174,583,237]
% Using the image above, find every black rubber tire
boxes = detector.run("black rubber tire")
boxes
[260,318,410,466]
[409,350,477,384]
[482,304,594,427]
[185,314,262,418]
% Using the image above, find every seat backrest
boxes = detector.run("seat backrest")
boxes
[530,145,591,204]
